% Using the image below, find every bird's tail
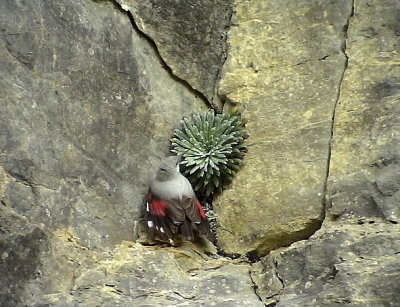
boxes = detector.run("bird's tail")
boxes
[196,218,215,243]
[179,217,194,241]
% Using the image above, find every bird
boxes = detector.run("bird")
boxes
[145,156,214,243]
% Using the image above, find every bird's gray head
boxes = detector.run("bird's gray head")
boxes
[155,156,181,181]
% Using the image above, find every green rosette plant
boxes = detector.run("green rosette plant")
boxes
[171,110,248,197]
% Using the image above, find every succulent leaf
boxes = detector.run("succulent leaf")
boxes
[171,110,248,197]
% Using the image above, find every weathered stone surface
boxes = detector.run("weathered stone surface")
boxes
[327,0,400,223]
[61,243,263,307]
[116,0,233,108]
[2,0,400,305]
[252,221,400,306]
[0,209,49,307]
[1,211,262,306]
[0,0,205,250]
[215,0,353,255]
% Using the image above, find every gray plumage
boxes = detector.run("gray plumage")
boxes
[145,156,213,242]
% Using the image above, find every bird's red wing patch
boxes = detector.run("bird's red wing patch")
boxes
[147,193,167,216]
[195,199,207,219]
[145,192,175,241]
[145,193,213,242]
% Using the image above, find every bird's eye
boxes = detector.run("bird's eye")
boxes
[160,167,167,172]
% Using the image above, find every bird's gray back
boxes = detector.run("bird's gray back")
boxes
[151,173,194,202]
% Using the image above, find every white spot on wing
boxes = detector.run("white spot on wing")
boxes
[146,202,150,212]
[156,226,159,231]
[147,221,154,228]
[160,227,165,233]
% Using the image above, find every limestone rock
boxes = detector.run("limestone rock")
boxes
[0,0,205,250]
[116,0,233,108]
[215,0,353,255]
[0,210,49,307]
[327,0,400,223]
[1,211,263,306]
[252,221,400,306]
[1,0,400,305]
[61,243,263,307]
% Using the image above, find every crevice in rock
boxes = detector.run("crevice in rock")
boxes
[245,56,335,72]
[322,0,355,219]
[248,268,266,306]
[215,247,242,260]
[295,59,310,66]
[105,0,211,109]
[270,257,285,305]
[252,256,286,307]
[5,170,57,192]
[216,216,324,260]
[172,291,196,300]
[248,217,323,258]
[246,250,262,263]
[212,2,234,111]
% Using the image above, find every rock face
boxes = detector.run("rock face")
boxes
[116,0,233,108]
[1,209,263,307]
[0,0,205,251]
[327,0,400,223]
[219,0,400,305]
[252,221,400,306]
[0,210,49,306]
[215,0,353,256]
[1,0,400,305]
